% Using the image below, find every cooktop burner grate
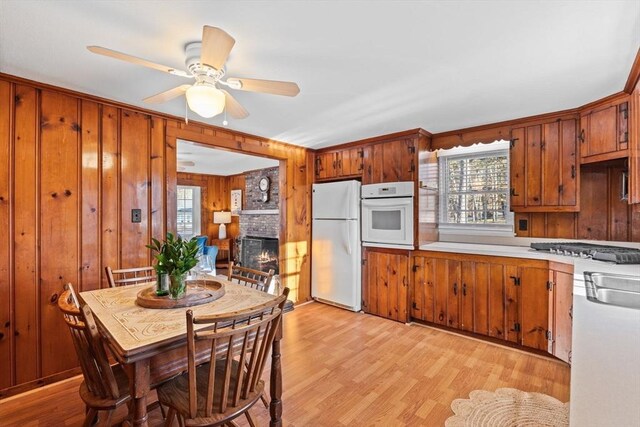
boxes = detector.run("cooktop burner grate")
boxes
[530,242,640,264]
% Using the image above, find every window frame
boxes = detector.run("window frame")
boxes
[437,140,514,237]
[176,185,202,239]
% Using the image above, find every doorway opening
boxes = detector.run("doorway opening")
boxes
[176,139,282,279]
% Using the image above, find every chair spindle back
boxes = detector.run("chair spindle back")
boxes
[57,283,120,400]
[227,262,275,293]
[105,266,155,288]
[186,289,289,419]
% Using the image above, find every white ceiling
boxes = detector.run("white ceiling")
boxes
[1,1,638,148]
[177,140,278,176]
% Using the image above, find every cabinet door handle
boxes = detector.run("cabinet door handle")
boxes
[571,165,576,179]
[462,283,467,296]
[579,129,585,143]
[453,283,458,296]
[510,188,520,197]
[569,305,573,319]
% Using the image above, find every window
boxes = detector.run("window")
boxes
[177,186,201,239]
[438,140,513,236]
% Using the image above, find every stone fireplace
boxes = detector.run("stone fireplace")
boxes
[237,166,279,273]
[240,236,279,274]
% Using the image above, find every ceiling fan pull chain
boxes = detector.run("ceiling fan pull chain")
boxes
[185,97,189,124]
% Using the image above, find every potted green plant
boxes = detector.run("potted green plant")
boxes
[147,233,199,299]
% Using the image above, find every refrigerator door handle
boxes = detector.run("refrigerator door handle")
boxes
[345,220,352,255]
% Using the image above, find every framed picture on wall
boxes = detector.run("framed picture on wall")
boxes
[231,189,242,215]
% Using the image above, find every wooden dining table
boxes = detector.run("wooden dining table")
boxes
[80,278,285,427]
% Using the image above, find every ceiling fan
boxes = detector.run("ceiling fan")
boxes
[87,26,300,120]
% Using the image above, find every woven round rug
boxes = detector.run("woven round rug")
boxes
[445,388,569,427]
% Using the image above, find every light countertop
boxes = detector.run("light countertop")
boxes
[418,242,640,289]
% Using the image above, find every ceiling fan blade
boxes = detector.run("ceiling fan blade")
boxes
[226,77,300,97]
[87,46,191,78]
[201,26,235,70]
[221,90,249,119]
[143,85,192,104]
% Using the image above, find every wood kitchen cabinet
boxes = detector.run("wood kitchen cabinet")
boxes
[432,258,448,325]
[519,267,553,351]
[363,139,416,184]
[410,256,434,322]
[459,261,475,332]
[315,151,337,180]
[444,260,474,331]
[337,147,364,176]
[580,101,629,162]
[410,251,572,362]
[412,256,500,336]
[510,118,578,211]
[629,82,640,205]
[314,148,363,180]
[362,248,410,322]
[446,260,461,329]
[551,268,573,364]
[487,263,506,340]
[504,265,521,343]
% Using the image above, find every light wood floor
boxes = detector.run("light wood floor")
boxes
[0,302,570,426]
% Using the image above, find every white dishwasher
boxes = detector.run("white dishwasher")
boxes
[569,267,640,426]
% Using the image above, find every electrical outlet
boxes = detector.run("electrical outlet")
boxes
[518,219,528,231]
[131,209,142,223]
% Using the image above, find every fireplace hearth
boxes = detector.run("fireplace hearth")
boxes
[240,236,279,274]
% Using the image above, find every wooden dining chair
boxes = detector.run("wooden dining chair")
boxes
[157,289,289,427]
[58,283,131,426]
[227,263,288,409]
[227,262,275,293]
[105,265,155,288]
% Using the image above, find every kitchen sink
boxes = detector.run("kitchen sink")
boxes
[584,272,640,310]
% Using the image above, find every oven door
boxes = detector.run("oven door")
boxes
[361,197,414,248]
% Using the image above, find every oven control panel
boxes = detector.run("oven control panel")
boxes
[361,181,414,199]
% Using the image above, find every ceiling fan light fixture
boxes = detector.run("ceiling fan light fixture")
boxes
[185,83,225,118]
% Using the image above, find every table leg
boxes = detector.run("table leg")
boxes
[126,358,151,427]
[269,322,283,427]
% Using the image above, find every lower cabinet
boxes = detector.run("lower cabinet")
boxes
[410,251,573,362]
[362,248,410,322]
[551,268,574,364]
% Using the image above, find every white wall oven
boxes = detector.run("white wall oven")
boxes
[361,182,414,249]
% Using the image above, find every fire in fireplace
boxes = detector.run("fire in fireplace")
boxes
[240,236,279,274]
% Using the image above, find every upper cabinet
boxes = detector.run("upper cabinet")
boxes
[579,99,629,163]
[363,139,415,184]
[314,130,430,185]
[314,148,363,180]
[630,81,640,205]
[510,118,579,212]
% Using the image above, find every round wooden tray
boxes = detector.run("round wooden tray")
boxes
[136,279,226,309]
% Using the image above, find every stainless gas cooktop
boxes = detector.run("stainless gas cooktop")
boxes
[530,242,640,264]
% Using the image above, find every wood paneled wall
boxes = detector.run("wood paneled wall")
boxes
[176,171,242,241]
[0,73,311,396]
[0,82,170,393]
[514,161,639,242]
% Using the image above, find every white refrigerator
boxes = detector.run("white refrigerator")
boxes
[311,180,361,311]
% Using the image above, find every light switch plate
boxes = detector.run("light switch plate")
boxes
[131,209,142,223]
